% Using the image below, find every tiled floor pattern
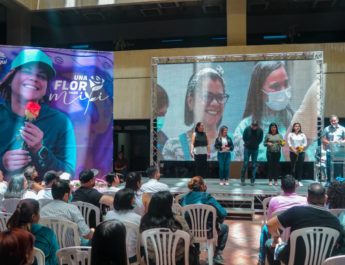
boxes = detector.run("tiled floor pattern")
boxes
[199,215,263,265]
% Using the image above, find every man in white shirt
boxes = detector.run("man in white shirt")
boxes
[41,180,94,242]
[322,115,345,186]
[140,166,169,193]
[37,170,59,199]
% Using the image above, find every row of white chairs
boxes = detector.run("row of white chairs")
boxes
[50,228,345,265]
[1,200,218,265]
[3,195,345,265]
[52,227,189,265]
[0,198,102,228]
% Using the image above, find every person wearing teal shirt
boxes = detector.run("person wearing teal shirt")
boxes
[0,49,76,178]
[180,176,228,265]
[31,223,60,265]
[6,199,60,265]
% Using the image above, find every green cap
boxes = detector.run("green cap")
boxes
[11,49,56,78]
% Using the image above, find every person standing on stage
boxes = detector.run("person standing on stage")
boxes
[287,122,307,186]
[214,125,233,186]
[190,122,210,177]
[322,115,345,187]
[240,120,263,186]
[264,123,285,186]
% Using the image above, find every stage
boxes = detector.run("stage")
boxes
[140,177,316,219]
[158,177,311,196]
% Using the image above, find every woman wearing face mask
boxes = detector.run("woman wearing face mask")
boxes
[163,67,229,161]
[0,49,76,178]
[156,84,170,161]
[287,122,307,186]
[233,61,293,162]
[264,123,285,186]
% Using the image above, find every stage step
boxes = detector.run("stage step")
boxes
[213,195,255,220]
[225,207,255,219]
[213,195,255,203]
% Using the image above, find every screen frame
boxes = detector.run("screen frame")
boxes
[151,51,324,165]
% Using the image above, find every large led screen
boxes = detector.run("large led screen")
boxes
[153,53,323,162]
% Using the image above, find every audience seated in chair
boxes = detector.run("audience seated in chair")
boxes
[180,176,228,265]
[105,188,141,263]
[7,198,59,265]
[37,170,59,200]
[72,169,113,208]
[258,174,307,265]
[40,180,94,244]
[24,165,43,194]
[0,228,35,265]
[266,182,343,265]
[104,172,121,193]
[140,166,169,193]
[91,220,128,265]
[125,172,149,216]
[140,190,198,265]
[327,180,345,256]
[4,173,36,199]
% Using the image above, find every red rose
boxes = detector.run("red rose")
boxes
[24,101,41,121]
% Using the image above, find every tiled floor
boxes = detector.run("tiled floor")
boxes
[199,215,263,265]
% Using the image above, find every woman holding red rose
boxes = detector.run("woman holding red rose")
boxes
[0,49,76,178]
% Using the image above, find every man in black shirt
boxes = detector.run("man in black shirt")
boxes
[240,120,263,185]
[266,183,343,265]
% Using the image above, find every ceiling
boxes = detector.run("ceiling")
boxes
[1,0,345,50]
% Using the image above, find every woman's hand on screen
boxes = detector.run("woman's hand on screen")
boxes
[21,122,44,154]
[2,149,31,171]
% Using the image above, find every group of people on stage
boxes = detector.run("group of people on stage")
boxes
[189,114,345,187]
[158,60,344,186]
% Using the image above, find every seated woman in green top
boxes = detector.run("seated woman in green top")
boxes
[7,198,59,265]
[264,122,285,186]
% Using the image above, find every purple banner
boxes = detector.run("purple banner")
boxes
[0,45,114,179]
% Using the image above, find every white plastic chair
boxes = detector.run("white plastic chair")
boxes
[0,212,11,231]
[1,198,21,213]
[181,204,217,265]
[34,247,46,265]
[71,201,101,228]
[286,227,340,265]
[323,255,345,265]
[122,220,142,265]
[262,197,272,223]
[56,246,91,265]
[100,191,116,213]
[40,217,80,248]
[141,228,190,265]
